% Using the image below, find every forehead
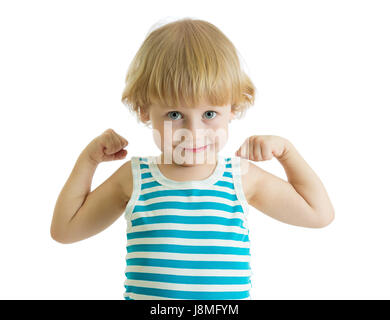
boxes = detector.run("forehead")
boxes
[155,102,230,111]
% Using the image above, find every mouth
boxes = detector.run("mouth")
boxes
[182,144,210,152]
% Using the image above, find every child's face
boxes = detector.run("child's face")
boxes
[146,101,235,165]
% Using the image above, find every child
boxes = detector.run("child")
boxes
[51,18,335,300]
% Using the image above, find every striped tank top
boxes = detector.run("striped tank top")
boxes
[123,154,252,300]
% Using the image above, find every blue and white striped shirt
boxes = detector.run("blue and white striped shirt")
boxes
[123,155,252,300]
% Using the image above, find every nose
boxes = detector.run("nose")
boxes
[178,118,209,147]
[183,116,204,132]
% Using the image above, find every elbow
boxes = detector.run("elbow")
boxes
[50,229,67,244]
[314,209,335,228]
[50,225,73,244]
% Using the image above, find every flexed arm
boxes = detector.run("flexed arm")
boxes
[236,135,335,228]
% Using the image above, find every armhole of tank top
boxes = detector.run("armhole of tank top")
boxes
[124,156,141,221]
[231,156,250,218]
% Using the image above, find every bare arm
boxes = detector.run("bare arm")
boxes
[50,149,98,242]
[240,136,335,228]
[51,129,131,243]
[278,140,335,223]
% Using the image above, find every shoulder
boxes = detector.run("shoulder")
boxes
[113,158,135,202]
[236,157,266,203]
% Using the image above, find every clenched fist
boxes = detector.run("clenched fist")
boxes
[84,129,128,165]
[235,135,290,162]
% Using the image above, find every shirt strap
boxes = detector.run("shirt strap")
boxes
[231,156,250,217]
[124,156,141,221]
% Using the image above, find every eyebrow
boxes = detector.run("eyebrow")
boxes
[164,105,219,111]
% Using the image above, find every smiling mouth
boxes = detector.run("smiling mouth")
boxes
[182,144,210,152]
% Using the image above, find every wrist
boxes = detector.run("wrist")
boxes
[277,137,295,162]
[79,149,100,168]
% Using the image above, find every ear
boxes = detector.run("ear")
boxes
[229,110,235,123]
[139,106,150,123]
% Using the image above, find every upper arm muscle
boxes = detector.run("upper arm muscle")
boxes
[63,160,133,243]
[243,160,322,228]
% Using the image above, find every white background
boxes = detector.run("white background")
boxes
[1,0,389,299]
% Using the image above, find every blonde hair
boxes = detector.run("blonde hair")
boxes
[121,17,256,126]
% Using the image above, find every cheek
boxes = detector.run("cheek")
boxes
[152,127,163,149]
[210,119,229,150]
[151,120,168,148]
[152,120,178,151]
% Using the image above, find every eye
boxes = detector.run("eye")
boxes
[167,111,183,120]
[203,110,217,120]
